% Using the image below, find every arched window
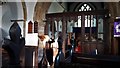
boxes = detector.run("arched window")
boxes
[74,3,96,27]
[79,3,92,11]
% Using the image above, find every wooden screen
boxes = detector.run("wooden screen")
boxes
[45,10,107,55]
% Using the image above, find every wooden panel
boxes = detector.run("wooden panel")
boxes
[46,10,107,18]
[81,42,104,55]
[46,10,106,55]
[34,21,38,33]
[90,42,97,54]
[71,53,120,68]
[97,42,104,54]
[28,21,33,33]
[52,19,54,37]
[25,46,38,67]
[62,17,67,55]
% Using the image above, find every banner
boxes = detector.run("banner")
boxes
[114,20,120,37]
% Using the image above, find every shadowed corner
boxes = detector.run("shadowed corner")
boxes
[0,51,1,67]
[0,42,2,68]
[0,27,2,68]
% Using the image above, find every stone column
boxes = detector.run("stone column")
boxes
[33,2,51,35]
[33,2,51,67]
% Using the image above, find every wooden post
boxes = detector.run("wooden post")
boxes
[62,17,67,56]
[89,15,92,53]
[81,15,85,41]
[52,18,55,38]
[81,14,85,54]
[96,15,98,51]
[34,21,38,33]
[56,18,59,37]
[44,20,49,35]
[35,46,38,68]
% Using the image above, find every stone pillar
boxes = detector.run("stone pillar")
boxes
[33,2,51,67]
[33,2,51,35]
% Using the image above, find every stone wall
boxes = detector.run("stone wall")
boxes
[33,2,51,35]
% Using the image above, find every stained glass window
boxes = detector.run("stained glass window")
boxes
[79,3,92,12]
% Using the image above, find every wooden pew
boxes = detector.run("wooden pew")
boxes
[60,53,120,68]
[71,53,120,68]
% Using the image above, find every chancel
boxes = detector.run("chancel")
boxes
[0,0,120,68]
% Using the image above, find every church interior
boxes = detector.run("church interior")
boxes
[0,0,120,68]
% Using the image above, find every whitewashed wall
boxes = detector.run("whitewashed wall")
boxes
[0,1,24,68]
[23,1,38,67]
[48,2,64,13]
[24,1,38,46]
[1,2,24,39]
